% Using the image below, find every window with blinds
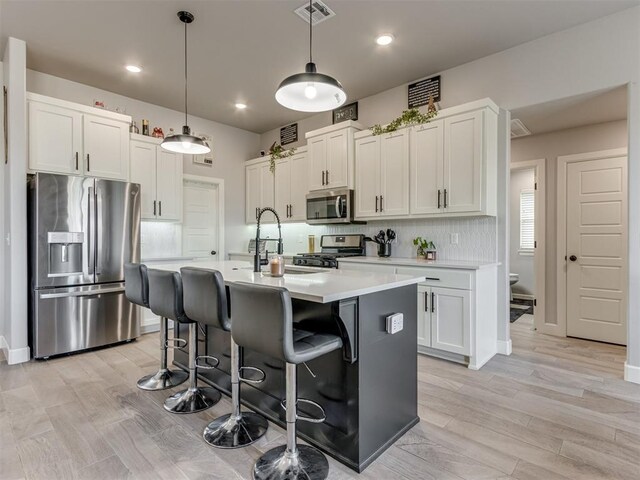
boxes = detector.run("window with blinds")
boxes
[519,189,535,253]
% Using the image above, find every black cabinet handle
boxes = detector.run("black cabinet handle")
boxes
[431,292,435,313]
[437,189,441,209]
[75,152,79,170]
[380,195,384,212]
[444,189,448,208]
[569,255,577,262]
[153,200,157,216]
[322,171,325,185]
[425,292,429,312]
[375,196,379,212]
[289,204,292,217]
[326,170,329,184]
[158,201,162,216]
[211,250,217,255]
[87,153,90,171]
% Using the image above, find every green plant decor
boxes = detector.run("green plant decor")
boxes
[413,237,436,257]
[268,142,296,173]
[370,108,438,136]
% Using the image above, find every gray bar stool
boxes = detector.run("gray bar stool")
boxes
[124,263,188,390]
[230,282,343,480]
[147,268,221,414]
[181,267,269,448]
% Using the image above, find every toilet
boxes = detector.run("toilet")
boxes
[509,273,519,301]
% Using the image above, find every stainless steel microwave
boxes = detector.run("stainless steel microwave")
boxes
[306,189,355,225]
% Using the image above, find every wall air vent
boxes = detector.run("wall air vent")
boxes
[294,1,335,26]
[511,118,532,138]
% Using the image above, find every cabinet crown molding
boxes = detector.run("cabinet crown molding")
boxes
[27,92,132,123]
[305,120,364,139]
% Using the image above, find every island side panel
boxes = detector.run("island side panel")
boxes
[357,284,419,468]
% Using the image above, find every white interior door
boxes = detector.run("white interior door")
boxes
[566,155,628,345]
[182,179,220,259]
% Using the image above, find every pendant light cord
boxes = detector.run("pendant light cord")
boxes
[309,0,313,63]
[184,18,188,126]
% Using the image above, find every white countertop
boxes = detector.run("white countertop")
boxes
[143,255,198,263]
[150,260,424,304]
[337,256,499,270]
[228,251,299,258]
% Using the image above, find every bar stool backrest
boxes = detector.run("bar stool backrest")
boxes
[181,267,231,332]
[147,269,190,323]
[124,263,149,308]
[230,282,293,363]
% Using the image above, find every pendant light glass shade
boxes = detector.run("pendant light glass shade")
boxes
[275,1,346,112]
[161,11,211,155]
[276,62,347,112]
[161,126,210,154]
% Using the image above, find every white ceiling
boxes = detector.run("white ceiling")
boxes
[512,86,628,136]
[1,0,638,133]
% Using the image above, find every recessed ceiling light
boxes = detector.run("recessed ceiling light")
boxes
[235,103,247,110]
[126,65,142,73]
[376,34,394,46]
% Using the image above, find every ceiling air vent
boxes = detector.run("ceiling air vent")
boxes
[294,1,335,26]
[511,118,532,138]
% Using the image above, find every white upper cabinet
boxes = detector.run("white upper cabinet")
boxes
[83,114,130,180]
[27,93,131,181]
[155,148,183,221]
[28,101,83,174]
[355,129,409,219]
[129,135,183,221]
[245,158,276,224]
[410,120,443,215]
[275,149,308,223]
[409,99,498,218]
[443,110,483,213]
[306,121,362,191]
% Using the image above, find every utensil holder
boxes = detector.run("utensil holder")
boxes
[378,243,391,257]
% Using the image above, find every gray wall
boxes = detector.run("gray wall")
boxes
[509,167,535,296]
[511,119,628,326]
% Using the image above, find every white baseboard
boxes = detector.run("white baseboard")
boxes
[624,362,640,384]
[497,339,512,355]
[0,336,31,365]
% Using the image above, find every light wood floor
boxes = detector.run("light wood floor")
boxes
[1,315,639,480]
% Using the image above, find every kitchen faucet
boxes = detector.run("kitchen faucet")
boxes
[254,207,284,272]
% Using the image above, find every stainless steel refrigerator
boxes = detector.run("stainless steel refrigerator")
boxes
[28,172,141,359]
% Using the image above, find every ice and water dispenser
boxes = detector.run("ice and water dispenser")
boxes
[47,232,84,276]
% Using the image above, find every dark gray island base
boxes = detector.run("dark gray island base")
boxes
[173,283,418,472]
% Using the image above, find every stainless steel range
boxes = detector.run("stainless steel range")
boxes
[292,234,365,269]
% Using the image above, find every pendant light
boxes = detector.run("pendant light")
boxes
[161,11,210,155]
[275,0,347,112]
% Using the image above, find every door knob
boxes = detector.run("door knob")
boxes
[211,250,217,255]
[569,255,577,262]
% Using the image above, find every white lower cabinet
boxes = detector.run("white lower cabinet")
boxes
[339,260,498,369]
[419,285,471,356]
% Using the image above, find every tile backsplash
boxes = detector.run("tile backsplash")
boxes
[248,216,497,263]
[141,221,182,259]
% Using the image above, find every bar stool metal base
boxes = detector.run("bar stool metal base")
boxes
[253,445,329,480]
[164,386,221,414]
[137,368,188,391]
[203,412,268,448]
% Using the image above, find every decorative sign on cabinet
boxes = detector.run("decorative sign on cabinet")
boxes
[306,121,362,191]
[27,93,131,181]
[130,134,183,221]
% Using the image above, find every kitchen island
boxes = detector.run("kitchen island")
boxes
[153,260,423,472]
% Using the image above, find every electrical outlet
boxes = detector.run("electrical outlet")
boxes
[450,233,459,245]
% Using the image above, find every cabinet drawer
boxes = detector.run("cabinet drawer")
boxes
[338,262,396,274]
[396,266,473,290]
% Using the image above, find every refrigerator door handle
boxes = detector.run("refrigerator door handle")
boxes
[88,186,96,275]
[95,188,103,276]
[39,286,125,299]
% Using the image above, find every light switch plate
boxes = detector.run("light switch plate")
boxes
[450,233,459,245]
[386,313,404,334]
